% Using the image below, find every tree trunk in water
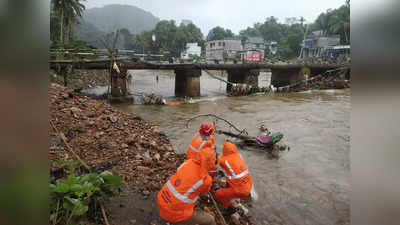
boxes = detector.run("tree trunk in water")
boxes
[60,9,64,45]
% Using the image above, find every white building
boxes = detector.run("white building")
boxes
[181,43,201,59]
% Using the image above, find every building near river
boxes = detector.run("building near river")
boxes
[180,43,201,60]
[300,31,342,59]
[243,37,265,61]
[205,38,242,61]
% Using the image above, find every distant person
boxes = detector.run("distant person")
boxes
[215,141,253,208]
[186,123,217,177]
[157,154,217,225]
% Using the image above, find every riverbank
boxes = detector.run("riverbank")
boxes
[50,69,110,90]
[49,83,255,225]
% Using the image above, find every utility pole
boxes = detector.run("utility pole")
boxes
[299,23,309,59]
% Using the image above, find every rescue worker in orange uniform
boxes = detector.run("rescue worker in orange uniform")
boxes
[157,150,217,225]
[186,122,218,177]
[215,141,253,208]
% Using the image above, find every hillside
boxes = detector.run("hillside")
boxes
[81,4,159,34]
[73,19,106,48]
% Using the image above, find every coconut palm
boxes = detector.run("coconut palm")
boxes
[314,10,335,36]
[51,0,86,45]
[330,5,350,44]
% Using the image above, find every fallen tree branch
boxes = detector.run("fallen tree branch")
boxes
[209,192,227,225]
[186,114,248,135]
[100,201,111,225]
[216,130,252,140]
[50,120,91,171]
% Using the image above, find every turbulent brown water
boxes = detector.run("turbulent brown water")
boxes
[112,70,350,225]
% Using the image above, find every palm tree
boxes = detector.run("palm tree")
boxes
[52,0,86,45]
[314,9,335,36]
[326,3,350,44]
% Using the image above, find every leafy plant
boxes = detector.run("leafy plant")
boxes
[50,170,121,225]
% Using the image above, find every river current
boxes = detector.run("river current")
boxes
[108,70,350,225]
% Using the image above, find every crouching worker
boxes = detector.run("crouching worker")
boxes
[186,122,215,160]
[215,141,253,208]
[157,153,217,225]
[186,122,218,177]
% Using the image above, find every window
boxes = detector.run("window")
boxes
[218,42,221,46]
[223,42,226,47]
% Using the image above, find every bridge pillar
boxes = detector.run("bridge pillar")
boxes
[226,69,259,92]
[270,68,303,87]
[111,67,128,97]
[174,69,201,97]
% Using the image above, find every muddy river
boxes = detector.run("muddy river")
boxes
[110,70,350,225]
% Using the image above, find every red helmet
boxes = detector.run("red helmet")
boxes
[199,123,213,136]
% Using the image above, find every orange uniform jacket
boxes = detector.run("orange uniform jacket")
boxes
[217,141,253,196]
[157,159,213,223]
[186,123,217,174]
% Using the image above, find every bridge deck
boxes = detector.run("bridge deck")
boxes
[49,59,347,71]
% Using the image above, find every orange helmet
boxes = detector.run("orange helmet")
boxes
[199,123,213,135]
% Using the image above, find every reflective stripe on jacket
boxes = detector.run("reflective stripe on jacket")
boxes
[218,141,253,196]
[186,132,215,159]
[157,159,212,223]
[186,132,217,174]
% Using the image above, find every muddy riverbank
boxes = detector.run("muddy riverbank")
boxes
[49,83,255,225]
[112,70,350,225]
[49,66,350,225]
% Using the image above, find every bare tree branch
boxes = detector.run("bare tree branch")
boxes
[186,114,248,135]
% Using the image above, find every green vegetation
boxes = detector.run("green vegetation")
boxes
[238,0,350,59]
[51,0,86,46]
[132,20,204,57]
[50,161,121,225]
[312,2,350,44]
[206,26,235,41]
[50,0,349,61]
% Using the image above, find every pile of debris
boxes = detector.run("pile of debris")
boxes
[49,83,184,195]
[289,73,350,92]
[50,84,260,225]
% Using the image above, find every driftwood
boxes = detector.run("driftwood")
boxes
[216,130,252,140]
[50,120,91,171]
[51,120,112,225]
[209,192,228,225]
[186,114,248,135]
[100,201,111,225]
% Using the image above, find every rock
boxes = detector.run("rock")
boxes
[154,153,160,161]
[136,166,152,174]
[231,212,241,225]
[121,143,129,149]
[142,190,150,195]
[126,135,137,145]
[109,114,118,123]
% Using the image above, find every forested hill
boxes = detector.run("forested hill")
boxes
[73,4,160,48]
[82,4,159,34]
[73,19,106,48]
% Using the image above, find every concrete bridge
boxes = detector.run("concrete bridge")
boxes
[50,59,349,97]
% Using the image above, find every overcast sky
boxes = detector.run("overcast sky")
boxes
[84,0,346,34]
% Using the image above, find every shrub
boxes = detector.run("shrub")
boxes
[50,170,121,225]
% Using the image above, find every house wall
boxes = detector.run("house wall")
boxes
[205,39,242,60]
